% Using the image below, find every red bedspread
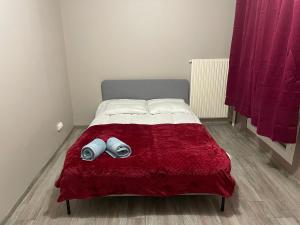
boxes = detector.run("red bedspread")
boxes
[55,124,235,202]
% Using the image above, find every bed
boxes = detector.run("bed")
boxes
[55,79,235,215]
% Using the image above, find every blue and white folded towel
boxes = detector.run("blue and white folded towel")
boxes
[81,138,106,161]
[106,137,132,158]
[81,137,132,160]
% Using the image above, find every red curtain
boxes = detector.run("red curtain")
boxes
[226,0,300,143]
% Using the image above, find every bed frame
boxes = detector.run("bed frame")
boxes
[65,79,226,214]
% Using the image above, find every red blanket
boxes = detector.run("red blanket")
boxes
[55,124,235,202]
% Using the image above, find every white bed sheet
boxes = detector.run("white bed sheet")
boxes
[90,100,201,126]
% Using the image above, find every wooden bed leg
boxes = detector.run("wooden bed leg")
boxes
[66,200,71,215]
[220,197,225,212]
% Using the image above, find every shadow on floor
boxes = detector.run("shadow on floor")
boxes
[45,185,240,219]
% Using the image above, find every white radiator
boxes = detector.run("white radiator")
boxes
[190,59,229,118]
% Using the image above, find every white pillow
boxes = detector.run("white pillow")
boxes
[102,99,148,115]
[148,98,185,105]
[148,102,192,114]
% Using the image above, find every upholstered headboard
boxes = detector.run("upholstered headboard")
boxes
[101,79,190,103]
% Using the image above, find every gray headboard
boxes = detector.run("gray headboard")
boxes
[101,79,190,103]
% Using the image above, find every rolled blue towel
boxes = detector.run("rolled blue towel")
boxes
[81,138,106,161]
[106,137,132,158]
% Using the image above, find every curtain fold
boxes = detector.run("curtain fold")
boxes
[226,0,300,143]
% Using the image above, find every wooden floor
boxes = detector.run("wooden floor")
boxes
[4,124,300,225]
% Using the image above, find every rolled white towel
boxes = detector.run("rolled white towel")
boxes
[81,138,106,161]
[106,137,132,158]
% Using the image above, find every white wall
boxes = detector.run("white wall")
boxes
[0,0,73,222]
[60,0,236,125]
